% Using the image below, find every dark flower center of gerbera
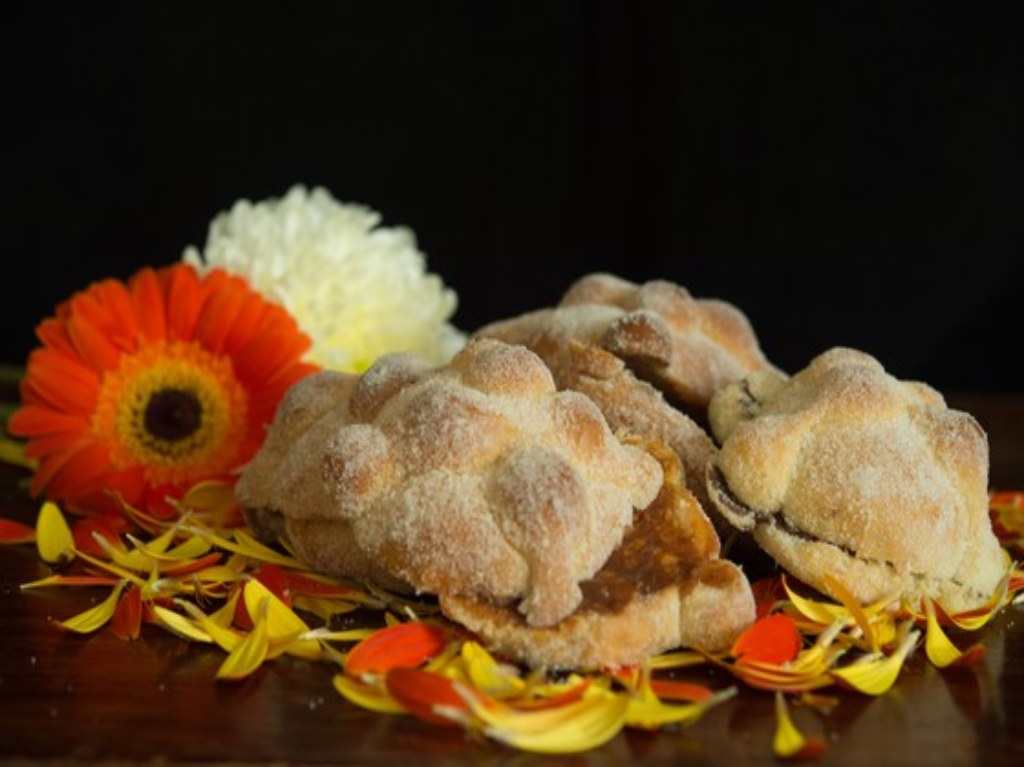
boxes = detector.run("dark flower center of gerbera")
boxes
[144,389,202,442]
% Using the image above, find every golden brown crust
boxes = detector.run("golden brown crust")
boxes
[235,338,664,628]
[478,272,776,411]
[706,347,1005,612]
[440,443,755,669]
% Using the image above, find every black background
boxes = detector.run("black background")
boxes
[4,3,1021,392]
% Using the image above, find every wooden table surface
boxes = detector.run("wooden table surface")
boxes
[1,392,1022,766]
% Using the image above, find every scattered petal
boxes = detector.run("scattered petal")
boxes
[923,599,986,669]
[385,666,475,726]
[466,685,629,754]
[333,673,406,715]
[36,501,73,564]
[345,622,449,678]
[731,614,802,666]
[461,641,527,699]
[0,517,36,544]
[218,598,270,680]
[60,581,126,633]
[112,584,143,640]
[831,625,919,695]
[150,604,213,643]
[773,692,827,760]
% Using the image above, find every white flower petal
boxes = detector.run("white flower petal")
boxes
[184,185,465,372]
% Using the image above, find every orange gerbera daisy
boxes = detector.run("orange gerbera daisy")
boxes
[8,263,318,520]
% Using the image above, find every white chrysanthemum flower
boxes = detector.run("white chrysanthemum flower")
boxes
[184,185,465,372]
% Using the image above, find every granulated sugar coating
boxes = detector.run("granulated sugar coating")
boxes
[707,347,1005,613]
[236,338,663,628]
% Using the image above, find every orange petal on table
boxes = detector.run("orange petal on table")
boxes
[750,576,786,620]
[731,613,802,666]
[648,678,714,703]
[345,622,450,678]
[160,552,223,578]
[280,570,352,599]
[385,666,476,726]
[21,574,121,589]
[923,599,986,669]
[773,692,827,760]
[112,584,143,641]
[254,563,293,606]
[0,517,36,544]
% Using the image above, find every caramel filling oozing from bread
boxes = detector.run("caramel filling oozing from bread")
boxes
[578,444,721,614]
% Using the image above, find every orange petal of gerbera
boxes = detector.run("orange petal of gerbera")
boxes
[164,264,204,341]
[731,614,802,666]
[6,404,90,437]
[345,622,450,678]
[193,280,246,354]
[66,312,123,372]
[20,349,99,415]
[128,267,167,342]
[35,317,76,357]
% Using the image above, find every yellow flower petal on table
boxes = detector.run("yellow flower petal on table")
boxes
[177,601,244,653]
[773,692,826,760]
[242,578,320,659]
[333,674,407,715]
[781,577,846,626]
[626,685,735,730]
[59,581,126,633]
[150,604,214,643]
[461,641,527,699]
[821,574,881,652]
[940,571,1012,632]
[464,685,629,755]
[217,598,270,680]
[70,548,146,586]
[187,525,303,569]
[36,501,73,564]
[923,599,985,668]
[831,624,919,695]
